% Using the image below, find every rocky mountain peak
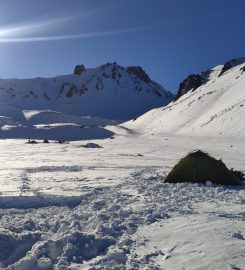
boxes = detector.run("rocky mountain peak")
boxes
[74,64,86,75]
[0,62,173,124]
[126,66,151,84]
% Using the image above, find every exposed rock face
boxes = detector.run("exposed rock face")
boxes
[59,82,78,98]
[127,66,151,83]
[175,70,211,101]
[66,84,78,97]
[218,58,245,77]
[175,74,202,101]
[74,65,86,75]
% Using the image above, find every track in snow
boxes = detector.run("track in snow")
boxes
[0,135,244,269]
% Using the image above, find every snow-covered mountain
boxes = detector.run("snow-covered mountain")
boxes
[0,59,245,270]
[0,63,173,140]
[123,58,245,138]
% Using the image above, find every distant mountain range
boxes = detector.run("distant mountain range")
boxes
[123,58,245,139]
[0,63,173,140]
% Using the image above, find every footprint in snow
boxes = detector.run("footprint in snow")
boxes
[143,250,165,263]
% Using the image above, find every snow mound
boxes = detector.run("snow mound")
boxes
[82,143,102,148]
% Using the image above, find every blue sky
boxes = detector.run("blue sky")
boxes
[0,0,245,92]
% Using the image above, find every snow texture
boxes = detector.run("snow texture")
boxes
[0,133,244,269]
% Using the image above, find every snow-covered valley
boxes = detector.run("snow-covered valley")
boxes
[0,58,245,269]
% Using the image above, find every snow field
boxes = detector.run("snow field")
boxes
[0,134,244,269]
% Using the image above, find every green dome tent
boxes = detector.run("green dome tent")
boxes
[165,150,244,185]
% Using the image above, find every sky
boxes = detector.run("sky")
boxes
[0,0,245,93]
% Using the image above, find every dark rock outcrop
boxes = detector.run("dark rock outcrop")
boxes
[240,65,245,72]
[127,66,151,83]
[66,84,78,97]
[175,70,211,101]
[175,74,202,101]
[60,82,78,98]
[218,58,245,77]
[74,65,86,75]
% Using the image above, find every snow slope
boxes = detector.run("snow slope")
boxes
[0,63,173,140]
[124,59,245,139]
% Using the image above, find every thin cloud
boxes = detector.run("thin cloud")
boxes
[0,21,184,43]
[0,5,114,39]
[0,15,83,38]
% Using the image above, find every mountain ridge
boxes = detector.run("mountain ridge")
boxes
[175,57,245,101]
[0,62,173,118]
[0,62,173,140]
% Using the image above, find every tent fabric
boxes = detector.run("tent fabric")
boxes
[165,150,244,185]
